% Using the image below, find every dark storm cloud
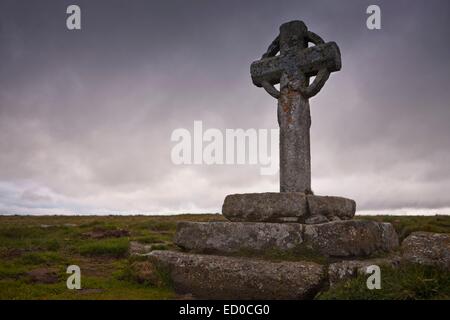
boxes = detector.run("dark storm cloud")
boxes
[0,0,449,214]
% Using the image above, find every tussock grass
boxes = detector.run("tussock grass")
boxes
[318,263,450,300]
[20,251,64,265]
[133,234,166,244]
[78,239,129,257]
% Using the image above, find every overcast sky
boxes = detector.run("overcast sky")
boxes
[0,0,449,215]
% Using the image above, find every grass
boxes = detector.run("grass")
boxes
[0,214,448,300]
[0,214,223,300]
[78,239,129,257]
[133,234,166,244]
[318,263,450,300]
[20,251,64,265]
[0,277,175,300]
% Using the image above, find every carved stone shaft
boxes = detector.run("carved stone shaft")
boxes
[279,21,310,193]
[250,20,341,193]
[279,73,311,192]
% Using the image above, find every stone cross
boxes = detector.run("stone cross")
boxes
[251,20,341,194]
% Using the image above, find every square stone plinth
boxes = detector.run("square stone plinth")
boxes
[222,192,355,223]
[175,221,303,254]
[174,220,399,258]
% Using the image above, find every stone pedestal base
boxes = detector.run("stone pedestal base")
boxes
[222,192,355,223]
[148,193,402,299]
[175,220,399,258]
[150,250,326,299]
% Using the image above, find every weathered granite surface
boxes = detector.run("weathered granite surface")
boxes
[328,256,402,286]
[222,192,355,223]
[303,220,399,257]
[307,195,356,221]
[401,231,450,270]
[222,192,307,222]
[175,220,399,258]
[129,241,154,255]
[175,221,303,254]
[150,250,326,299]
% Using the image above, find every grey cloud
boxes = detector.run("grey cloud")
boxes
[0,0,449,214]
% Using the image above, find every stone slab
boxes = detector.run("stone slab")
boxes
[175,220,399,258]
[222,192,355,223]
[328,256,401,286]
[303,220,399,257]
[401,232,450,270]
[149,250,325,299]
[174,221,303,254]
[307,195,356,221]
[222,192,307,222]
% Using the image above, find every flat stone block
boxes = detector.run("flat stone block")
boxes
[401,232,450,270]
[222,192,307,222]
[174,221,303,254]
[175,220,399,258]
[307,195,356,220]
[222,192,355,223]
[303,220,399,257]
[149,251,325,299]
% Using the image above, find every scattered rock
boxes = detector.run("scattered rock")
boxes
[150,250,326,299]
[63,223,78,227]
[129,241,154,255]
[175,221,303,254]
[303,220,399,257]
[401,232,450,270]
[328,256,402,286]
[83,228,130,239]
[129,261,163,286]
[26,268,59,284]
